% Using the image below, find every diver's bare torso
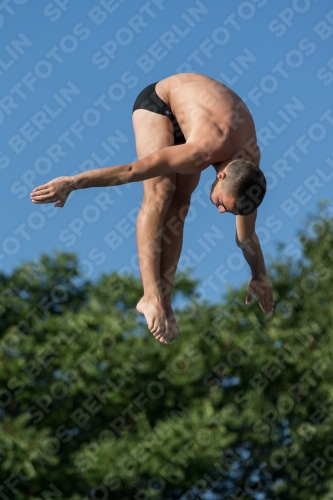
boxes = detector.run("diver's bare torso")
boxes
[156,73,260,167]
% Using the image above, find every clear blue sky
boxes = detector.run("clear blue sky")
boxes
[1,0,333,303]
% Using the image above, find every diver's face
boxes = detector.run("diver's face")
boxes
[210,180,236,214]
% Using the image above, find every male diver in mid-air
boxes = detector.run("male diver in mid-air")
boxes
[30,73,274,344]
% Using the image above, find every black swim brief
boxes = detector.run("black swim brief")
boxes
[132,82,186,145]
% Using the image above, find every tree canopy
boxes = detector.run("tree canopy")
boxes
[1,202,333,500]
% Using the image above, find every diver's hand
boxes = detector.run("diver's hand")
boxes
[30,176,74,207]
[246,275,274,314]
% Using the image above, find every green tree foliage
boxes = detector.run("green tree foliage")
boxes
[1,203,333,500]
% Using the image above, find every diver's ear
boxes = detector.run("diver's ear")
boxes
[217,171,227,181]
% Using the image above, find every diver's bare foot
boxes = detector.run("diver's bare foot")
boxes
[165,304,179,342]
[136,296,172,344]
